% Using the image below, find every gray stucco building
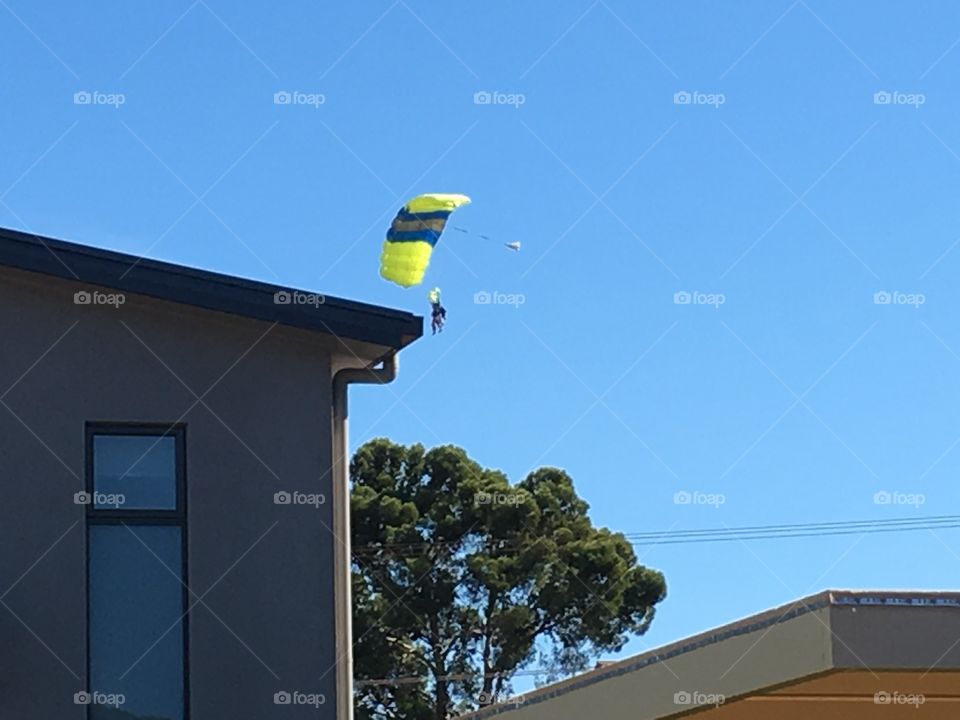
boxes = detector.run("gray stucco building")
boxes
[0,227,421,719]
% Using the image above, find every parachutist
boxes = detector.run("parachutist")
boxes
[428,287,446,334]
[431,302,447,334]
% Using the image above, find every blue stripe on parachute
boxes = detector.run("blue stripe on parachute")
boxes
[395,209,452,221]
[386,228,444,245]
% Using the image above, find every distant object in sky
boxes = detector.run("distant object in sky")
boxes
[505,241,521,252]
[379,193,471,288]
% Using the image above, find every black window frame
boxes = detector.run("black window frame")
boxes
[85,422,190,720]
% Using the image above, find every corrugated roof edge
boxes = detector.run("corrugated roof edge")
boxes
[459,589,960,720]
[0,226,423,349]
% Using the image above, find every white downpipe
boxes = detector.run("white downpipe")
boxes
[331,352,399,720]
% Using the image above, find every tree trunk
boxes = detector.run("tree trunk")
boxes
[480,592,498,701]
[431,617,449,720]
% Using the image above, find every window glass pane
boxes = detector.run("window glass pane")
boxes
[89,525,184,720]
[93,435,177,510]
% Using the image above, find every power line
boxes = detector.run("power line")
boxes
[352,514,960,557]
[630,520,960,545]
[623,514,960,544]
[622,514,958,539]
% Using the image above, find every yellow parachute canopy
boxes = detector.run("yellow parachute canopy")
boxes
[380,193,471,288]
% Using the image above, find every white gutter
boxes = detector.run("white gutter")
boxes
[331,351,399,720]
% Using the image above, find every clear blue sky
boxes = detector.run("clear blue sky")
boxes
[5,0,960,684]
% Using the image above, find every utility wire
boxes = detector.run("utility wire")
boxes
[622,514,958,538]
[352,515,960,556]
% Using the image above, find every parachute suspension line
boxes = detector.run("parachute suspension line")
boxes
[451,226,519,251]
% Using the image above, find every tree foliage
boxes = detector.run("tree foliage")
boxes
[352,439,666,720]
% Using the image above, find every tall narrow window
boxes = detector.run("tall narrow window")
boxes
[86,424,187,720]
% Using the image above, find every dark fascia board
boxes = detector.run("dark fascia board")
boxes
[0,226,423,349]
